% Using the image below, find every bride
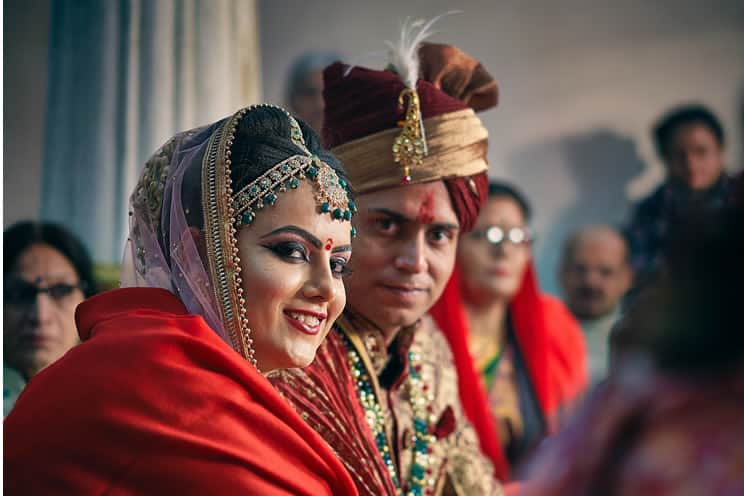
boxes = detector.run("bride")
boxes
[4,105,359,495]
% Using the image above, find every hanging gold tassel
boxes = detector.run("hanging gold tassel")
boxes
[392,88,428,184]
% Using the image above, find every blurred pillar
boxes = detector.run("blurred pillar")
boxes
[41,0,262,263]
[3,0,50,227]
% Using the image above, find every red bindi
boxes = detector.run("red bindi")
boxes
[417,193,435,225]
[325,238,333,251]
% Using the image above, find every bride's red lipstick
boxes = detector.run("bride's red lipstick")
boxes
[283,309,327,336]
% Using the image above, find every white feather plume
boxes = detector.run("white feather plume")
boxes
[384,11,460,88]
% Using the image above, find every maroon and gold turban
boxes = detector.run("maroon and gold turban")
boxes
[322,42,498,231]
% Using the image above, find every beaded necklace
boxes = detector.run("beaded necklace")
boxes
[344,332,438,496]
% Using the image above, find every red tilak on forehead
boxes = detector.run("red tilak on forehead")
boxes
[417,193,435,225]
[325,238,333,251]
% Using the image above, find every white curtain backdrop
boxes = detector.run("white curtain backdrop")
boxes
[42,0,261,263]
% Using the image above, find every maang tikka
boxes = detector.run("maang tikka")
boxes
[229,106,356,236]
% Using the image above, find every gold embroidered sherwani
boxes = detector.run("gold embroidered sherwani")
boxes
[271,310,502,496]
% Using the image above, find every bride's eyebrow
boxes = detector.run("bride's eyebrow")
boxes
[260,225,321,249]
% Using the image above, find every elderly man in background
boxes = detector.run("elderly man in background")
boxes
[559,225,632,382]
[284,50,341,133]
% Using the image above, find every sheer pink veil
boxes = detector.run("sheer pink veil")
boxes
[121,119,230,344]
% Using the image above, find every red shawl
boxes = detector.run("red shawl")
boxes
[4,288,358,496]
[429,263,588,480]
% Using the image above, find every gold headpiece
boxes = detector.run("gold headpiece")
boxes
[393,88,428,184]
[227,106,355,232]
[332,108,488,194]
[231,154,355,228]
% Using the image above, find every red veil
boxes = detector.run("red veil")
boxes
[429,263,588,480]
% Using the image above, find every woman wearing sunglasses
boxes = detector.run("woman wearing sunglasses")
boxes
[3,222,97,416]
[430,181,588,482]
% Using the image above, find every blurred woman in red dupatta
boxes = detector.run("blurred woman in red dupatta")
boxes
[430,181,588,481]
[4,106,358,496]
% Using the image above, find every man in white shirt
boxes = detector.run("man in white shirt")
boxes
[559,225,632,382]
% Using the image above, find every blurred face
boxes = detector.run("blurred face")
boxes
[237,182,351,372]
[458,196,532,304]
[289,70,324,133]
[664,123,724,191]
[345,181,460,335]
[4,244,84,379]
[560,230,632,320]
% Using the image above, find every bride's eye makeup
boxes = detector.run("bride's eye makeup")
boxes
[259,226,351,273]
[263,240,308,263]
[330,257,352,278]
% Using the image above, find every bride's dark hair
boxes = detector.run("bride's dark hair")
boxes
[230,106,353,198]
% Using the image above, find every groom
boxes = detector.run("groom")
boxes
[273,41,503,496]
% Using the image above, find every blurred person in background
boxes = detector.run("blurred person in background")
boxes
[559,225,632,383]
[522,172,744,496]
[285,50,342,133]
[430,181,588,480]
[4,221,97,416]
[626,103,734,290]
